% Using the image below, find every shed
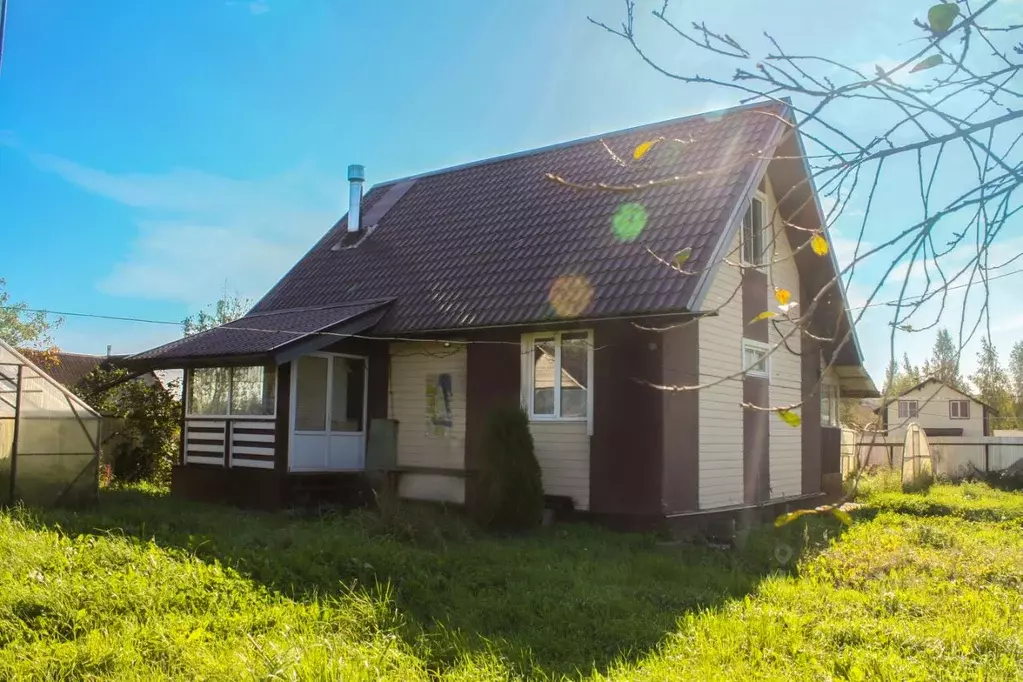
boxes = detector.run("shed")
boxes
[0,339,101,506]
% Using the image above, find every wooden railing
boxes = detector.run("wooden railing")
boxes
[184,416,275,469]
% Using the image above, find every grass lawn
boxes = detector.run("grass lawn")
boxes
[1,479,1022,680]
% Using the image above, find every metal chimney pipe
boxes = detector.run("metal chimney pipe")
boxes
[347,164,365,233]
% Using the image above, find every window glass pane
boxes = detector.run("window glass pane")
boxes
[331,358,365,432]
[742,198,764,265]
[532,338,556,415]
[560,332,589,418]
[295,356,328,431]
[230,366,276,416]
[743,344,767,375]
[188,368,230,415]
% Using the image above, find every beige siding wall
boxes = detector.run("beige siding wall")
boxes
[388,343,467,471]
[528,421,590,511]
[398,472,466,504]
[764,177,803,499]
[886,382,985,440]
[697,176,805,508]
[698,227,745,509]
[520,334,592,511]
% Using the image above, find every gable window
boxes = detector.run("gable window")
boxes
[821,382,840,427]
[898,400,919,419]
[525,331,592,421]
[742,339,770,379]
[187,366,276,417]
[741,196,766,266]
[949,399,970,419]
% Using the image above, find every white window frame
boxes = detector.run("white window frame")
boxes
[741,193,768,266]
[185,365,277,420]
[821,381,840,427]
[522,330,594,431]
[949,399,970,420]
[742,338,771,379]
[898,400,919,419]
[290,352,368,435]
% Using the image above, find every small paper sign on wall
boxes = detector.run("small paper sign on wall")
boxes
[425,373,454,437]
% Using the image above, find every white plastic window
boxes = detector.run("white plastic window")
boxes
[187,366,276,417]
[742,339,770,379]
[526,331,592,420]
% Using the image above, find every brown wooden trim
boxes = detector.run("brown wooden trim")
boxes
[178,370,188,466]
[232,439,275,449]
[274,362,291,476]
[591,321,664,515]
[232,426,275,435]
[465,330,522,513]
[661,318,699,513]
[223,419,232,467]
[743,376,770,504]
[801,334,823,495]
[186,437,225,446]
[231,452,275,461]
[187,426,226,434]
[742,268,769,342]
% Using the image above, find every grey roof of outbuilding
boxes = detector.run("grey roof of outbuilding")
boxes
[128,300,391,366]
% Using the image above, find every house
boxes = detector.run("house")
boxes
[127,101,877,527]
[24,350,164,395]
[878,378,996,440]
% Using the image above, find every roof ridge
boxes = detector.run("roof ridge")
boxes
[372,100,787,189]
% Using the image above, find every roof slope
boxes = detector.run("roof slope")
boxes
[129,300,391,365]
[254,102,786,332]
[47,352,110,388]
[877,377,998,413]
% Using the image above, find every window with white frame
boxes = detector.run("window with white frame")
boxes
[526,331,591,420]
[742,339,770,378]
[821,382,840,427]
[898,400,919,419]
[741,196,766,265]
[187,366,276,417]
[949,399,970,419]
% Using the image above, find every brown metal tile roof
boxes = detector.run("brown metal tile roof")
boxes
[254,101,787,332]
[130,300,391,364]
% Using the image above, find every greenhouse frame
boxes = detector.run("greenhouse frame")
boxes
[0,339,100,507]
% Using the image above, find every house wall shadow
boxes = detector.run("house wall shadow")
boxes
[20,488,848,678]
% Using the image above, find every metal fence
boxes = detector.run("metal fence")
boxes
[847,429,1023,479]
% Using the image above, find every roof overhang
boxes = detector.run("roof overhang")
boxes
[833,364,879,398]
[124,302,391,371]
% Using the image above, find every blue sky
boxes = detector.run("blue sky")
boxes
[2,0,1022,382]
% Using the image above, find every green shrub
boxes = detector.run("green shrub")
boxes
[472,405,544,531]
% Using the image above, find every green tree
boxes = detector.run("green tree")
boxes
[0,278,61,350]
[181,291,250,416]
[924,328,964,390]
[471,405,544,531]
[183,290,250,335]
[75,367,181,485]
[883,354,922,397]
[969,337,1016,431]
[1008,341,1023,426]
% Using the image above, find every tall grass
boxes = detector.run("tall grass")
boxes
[1,478,1021,680]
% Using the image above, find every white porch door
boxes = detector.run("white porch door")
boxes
[289,353,368,471]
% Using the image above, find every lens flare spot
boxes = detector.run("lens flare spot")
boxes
[611,202,648,242]
[548,275,594,318]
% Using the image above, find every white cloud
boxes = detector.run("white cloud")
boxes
[27,152,343,306]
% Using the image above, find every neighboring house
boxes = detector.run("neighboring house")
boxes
[878,378,996,440]
[128,101,877,527]
[29,351,163,395]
